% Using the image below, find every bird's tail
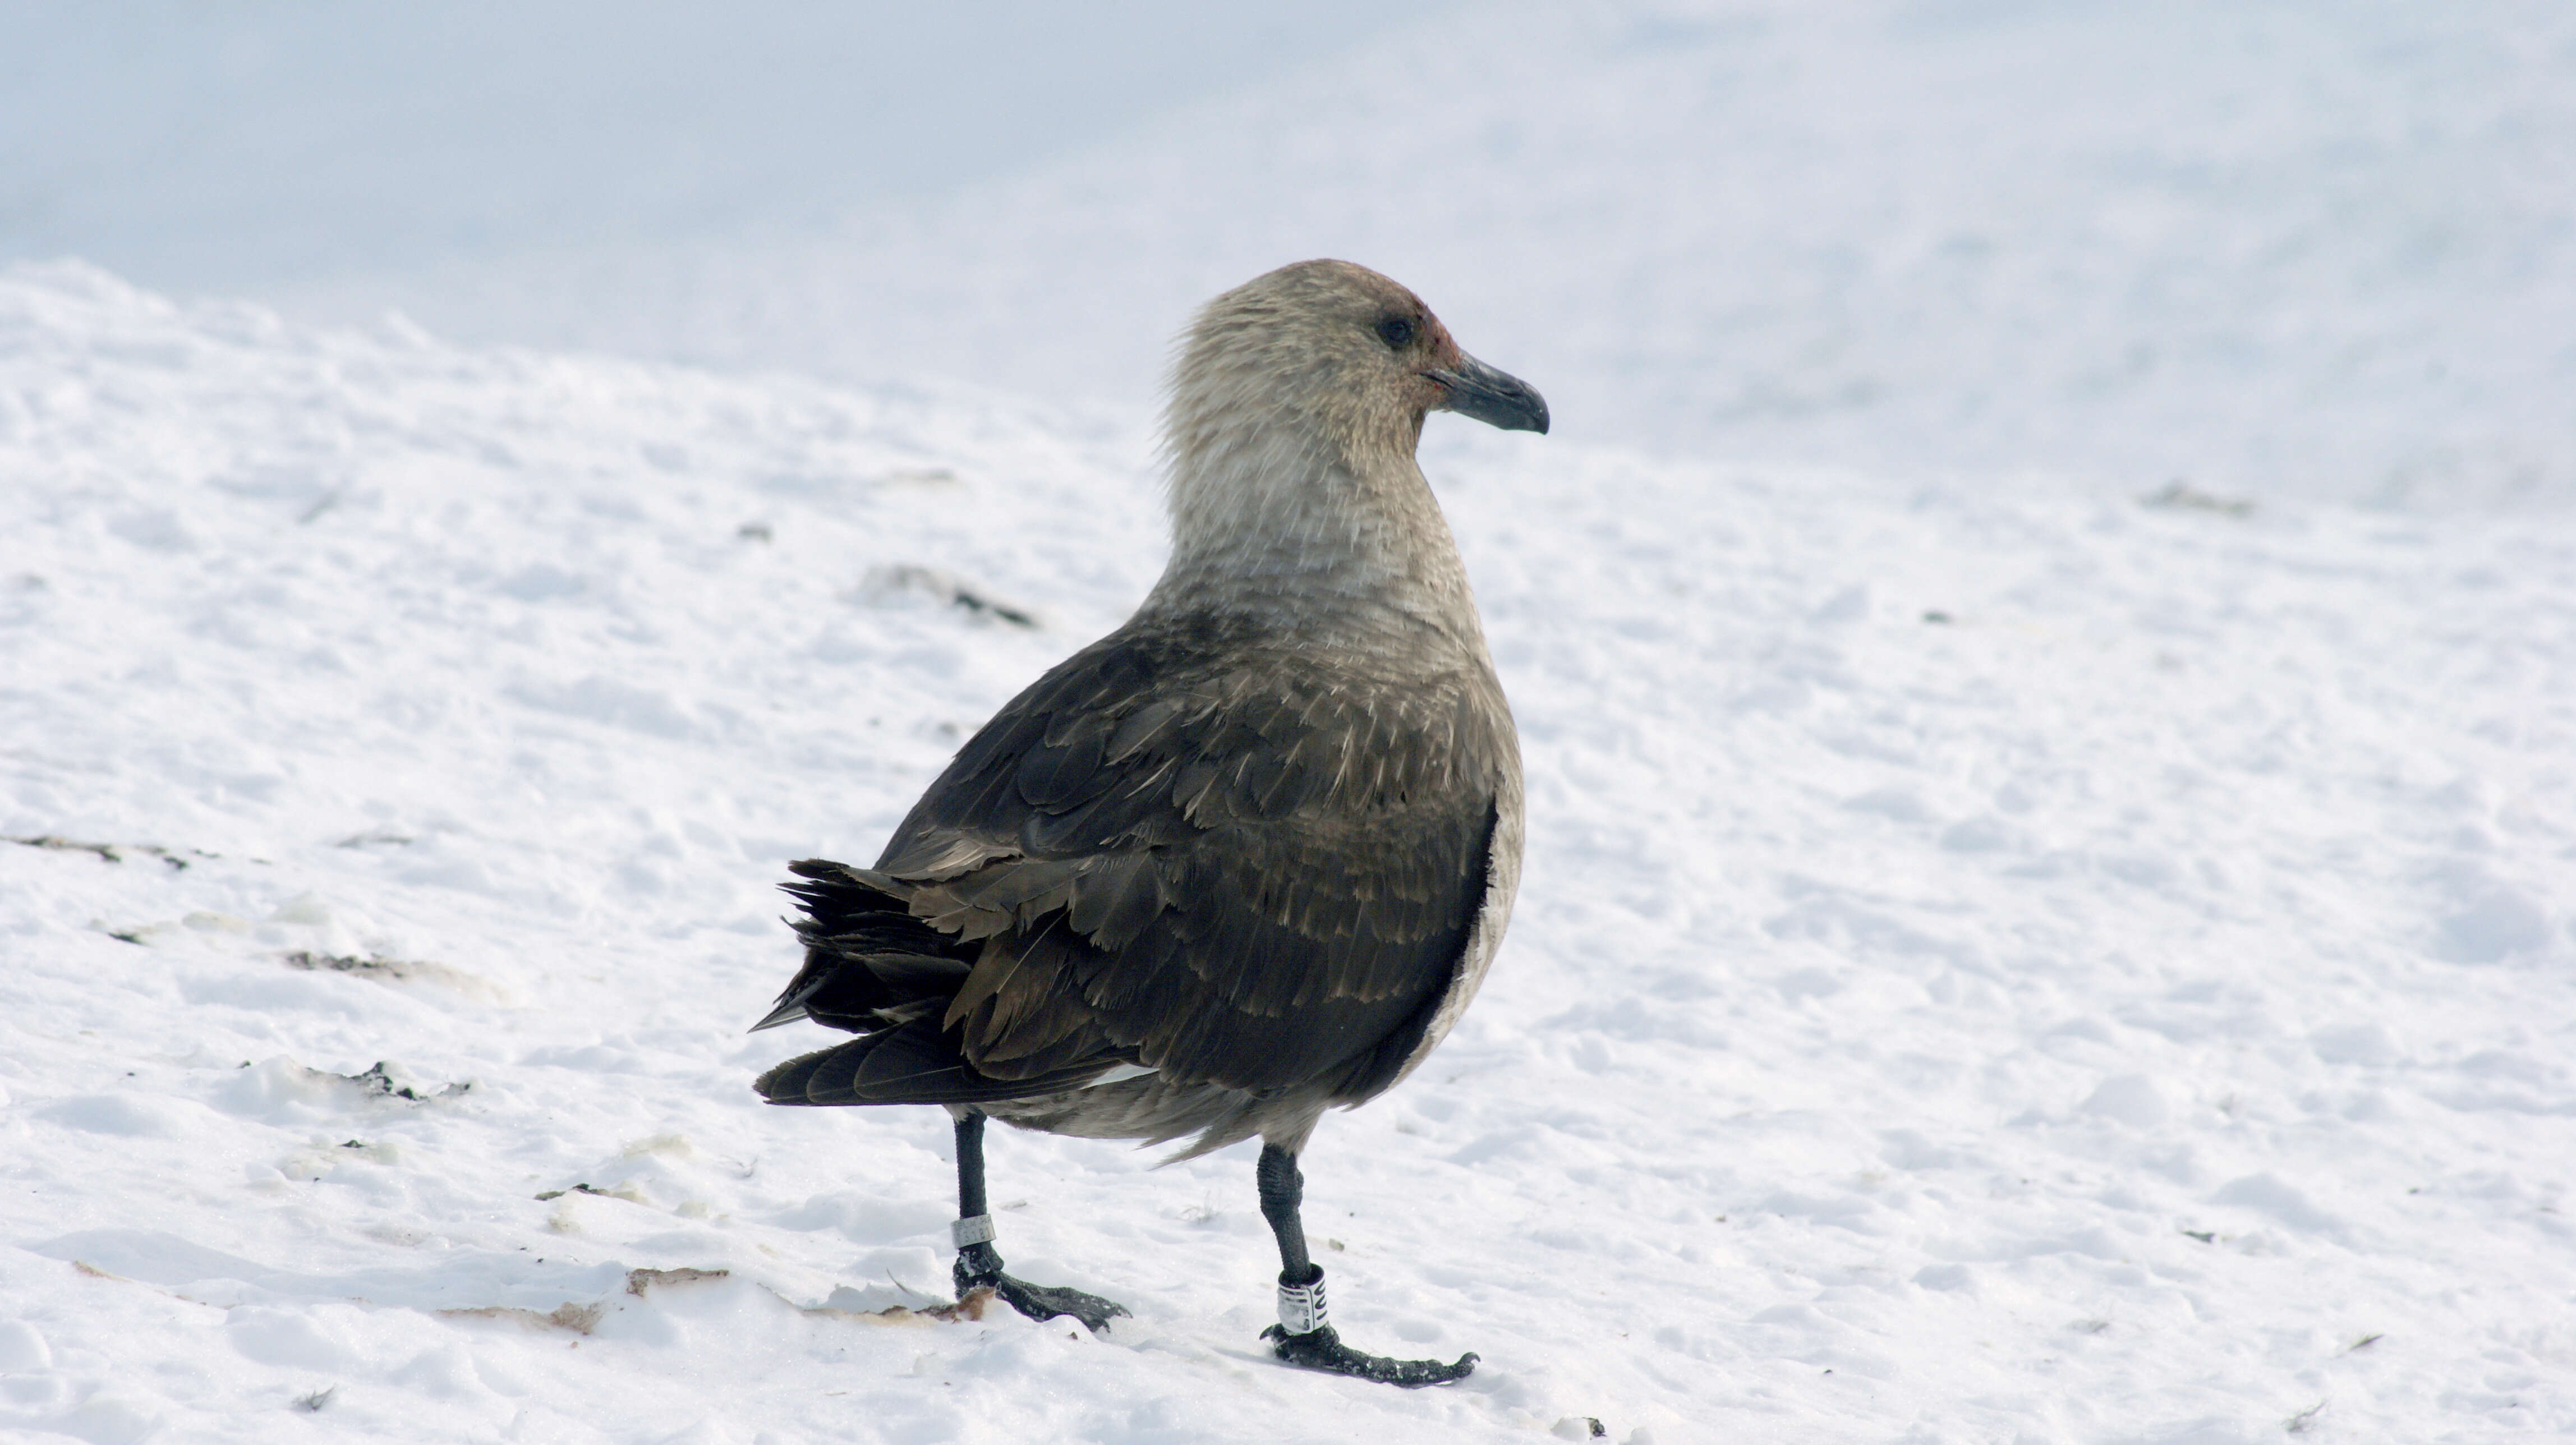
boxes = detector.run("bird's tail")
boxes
[750,859,973,1034]
[753,1019,1117,1106]
[750,859,1124,1107]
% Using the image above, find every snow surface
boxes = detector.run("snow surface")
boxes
[4,259,2574,1443]
[13,3,2571,512]
[67,0,2571,513]
[4,3,2575,1438]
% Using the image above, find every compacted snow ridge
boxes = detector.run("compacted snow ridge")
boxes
[3,261,2572,1442]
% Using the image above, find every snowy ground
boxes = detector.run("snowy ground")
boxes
[4,261,2572,1443]
[11,3,2572,510]
[4,2,2574,1439]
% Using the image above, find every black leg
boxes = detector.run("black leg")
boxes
[947,1110,1129,1332]
[1255,1144,1476,1387]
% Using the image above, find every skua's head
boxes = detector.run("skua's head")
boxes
[1166,260,1548,464]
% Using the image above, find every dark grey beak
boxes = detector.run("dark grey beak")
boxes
[1428,354,1549,435]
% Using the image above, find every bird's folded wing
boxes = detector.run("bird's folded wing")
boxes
[874,621,1510,1097]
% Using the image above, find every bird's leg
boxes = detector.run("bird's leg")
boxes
[948,1109,1129,1332]
[1255,1144,1476,1387]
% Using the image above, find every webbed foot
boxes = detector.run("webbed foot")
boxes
[956,1257,1128,1333]
[1261,1323,1478,1387]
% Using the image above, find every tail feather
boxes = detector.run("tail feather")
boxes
[752,860,974,1032]
[751,1043,839,1106]
[755,1018,1122,1107]
[752,859,1128,1107]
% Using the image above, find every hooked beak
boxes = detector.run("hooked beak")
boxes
[1427,354,1549,435]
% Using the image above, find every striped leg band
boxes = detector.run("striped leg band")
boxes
[1277,1269,1328,1335]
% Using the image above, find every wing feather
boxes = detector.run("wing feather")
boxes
[868,612,1512,1098]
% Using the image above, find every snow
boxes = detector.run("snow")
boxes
[44,0,2564,513]
[6,256,2573,1441]
[5,3,2576,1441]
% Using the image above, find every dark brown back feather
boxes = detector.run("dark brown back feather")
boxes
[755,606,1510,1110]
[879,609,1508,1099]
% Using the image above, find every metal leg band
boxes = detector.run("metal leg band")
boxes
[951,1213,997,1249]
[1277,1269,1328,1334]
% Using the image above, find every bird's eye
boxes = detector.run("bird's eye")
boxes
[1376,317,1415,349]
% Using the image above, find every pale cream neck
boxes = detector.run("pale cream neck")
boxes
[1140,389,1487,665]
